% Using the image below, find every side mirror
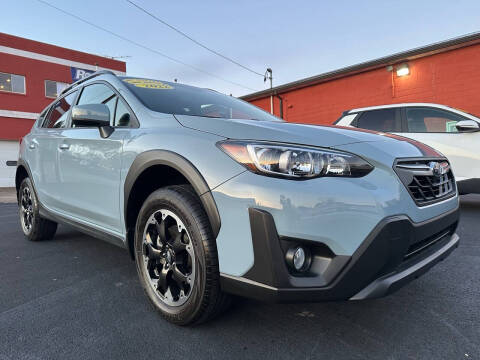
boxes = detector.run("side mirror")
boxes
[455,120,480,132]
[71,104,114,138]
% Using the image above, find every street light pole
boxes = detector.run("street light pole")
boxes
[264,68,273,114]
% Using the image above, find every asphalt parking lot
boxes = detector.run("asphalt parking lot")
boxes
[0,197,479,360]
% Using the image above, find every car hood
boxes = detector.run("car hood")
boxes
[176,115,404,147]
[175,115,443,164]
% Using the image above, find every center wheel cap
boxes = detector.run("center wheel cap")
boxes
[166,250,173,264]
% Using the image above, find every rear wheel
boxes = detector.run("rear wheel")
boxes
[134,185,230,325]
[19,178,57,241]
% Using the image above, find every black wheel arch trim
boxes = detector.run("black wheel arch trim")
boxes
[15,159,35,203]
[124,150,221,239]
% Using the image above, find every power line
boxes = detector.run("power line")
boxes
[34,0,258,91]
[125,0,265,78]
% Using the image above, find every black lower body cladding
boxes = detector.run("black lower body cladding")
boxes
[220,206,460,302]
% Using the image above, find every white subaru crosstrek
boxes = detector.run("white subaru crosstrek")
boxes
[335,103,480,194]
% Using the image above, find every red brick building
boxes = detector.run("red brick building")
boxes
[242,32,480,125]
[0,33,126,186]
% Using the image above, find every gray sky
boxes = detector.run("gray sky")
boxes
[3,0,480,96]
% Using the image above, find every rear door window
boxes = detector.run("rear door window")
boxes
[356,109,401,132]
[42,91,78,128]
[36,108,49,127]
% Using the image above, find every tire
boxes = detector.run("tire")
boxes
[18,177,58,241]
[134,185,230,325]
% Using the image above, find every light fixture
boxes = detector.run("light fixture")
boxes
[396,63,410,77]
[285,246,312,272]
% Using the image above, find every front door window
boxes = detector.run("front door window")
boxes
[405,108,467,133]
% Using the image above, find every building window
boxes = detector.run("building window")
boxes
[45,80,69,99]
[0,72,26,94]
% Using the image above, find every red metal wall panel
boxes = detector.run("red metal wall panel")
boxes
[0,117,34,141]
[0,53,72,112]
[249,44,480,125]
[0,32,126,72]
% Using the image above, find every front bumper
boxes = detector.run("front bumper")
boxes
[350,233,459,300]
[457,178,480,195]
[220,205,460,302]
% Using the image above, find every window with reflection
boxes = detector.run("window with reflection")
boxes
[0,72,25,94]
[42,91,78,128]
[406,108,466,133]
[45,80,69,98]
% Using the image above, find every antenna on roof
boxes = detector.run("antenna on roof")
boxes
[103,55,132,60]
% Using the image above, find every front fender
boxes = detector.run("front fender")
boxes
[124,150,222,238]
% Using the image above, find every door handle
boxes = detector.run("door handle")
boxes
[59,144,70,150]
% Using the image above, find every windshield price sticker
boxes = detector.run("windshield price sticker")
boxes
[123,79,173,89]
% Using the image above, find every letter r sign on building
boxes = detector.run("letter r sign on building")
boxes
[70,67,95,82]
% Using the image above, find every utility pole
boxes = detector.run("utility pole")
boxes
[264,68,273,114]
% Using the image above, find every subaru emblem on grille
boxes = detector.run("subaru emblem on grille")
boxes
[428,161,450,176]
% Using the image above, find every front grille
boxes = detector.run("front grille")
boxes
[394,159,456,206]
[408,172,454,202]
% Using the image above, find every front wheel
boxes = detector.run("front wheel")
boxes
[18,177,57,241]
[134,185,230,325]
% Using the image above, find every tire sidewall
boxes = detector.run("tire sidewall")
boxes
[134,188,208,323]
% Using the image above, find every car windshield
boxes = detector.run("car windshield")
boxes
[121,77,282,122]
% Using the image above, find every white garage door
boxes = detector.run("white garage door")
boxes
[0,140,19,187]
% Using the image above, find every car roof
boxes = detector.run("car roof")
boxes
[347,103,454,113]
[341,102,480,122]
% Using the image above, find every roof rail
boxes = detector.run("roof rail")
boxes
[60,70,116,96]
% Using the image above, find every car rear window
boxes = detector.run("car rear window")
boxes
[121,77,282,122]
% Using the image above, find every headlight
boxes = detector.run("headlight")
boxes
[217,140,374,179]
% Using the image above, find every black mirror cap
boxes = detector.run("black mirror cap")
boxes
[71,104,111,128]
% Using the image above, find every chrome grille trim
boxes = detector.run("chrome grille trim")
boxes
[394,158,456,207]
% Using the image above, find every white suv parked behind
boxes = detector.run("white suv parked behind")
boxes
[335,103,480,194]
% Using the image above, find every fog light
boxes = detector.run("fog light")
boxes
[286,246,311,272]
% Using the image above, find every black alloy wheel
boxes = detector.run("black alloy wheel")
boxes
[141,209,195,306]
[134,185,231,325]
[18,177,57,241]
